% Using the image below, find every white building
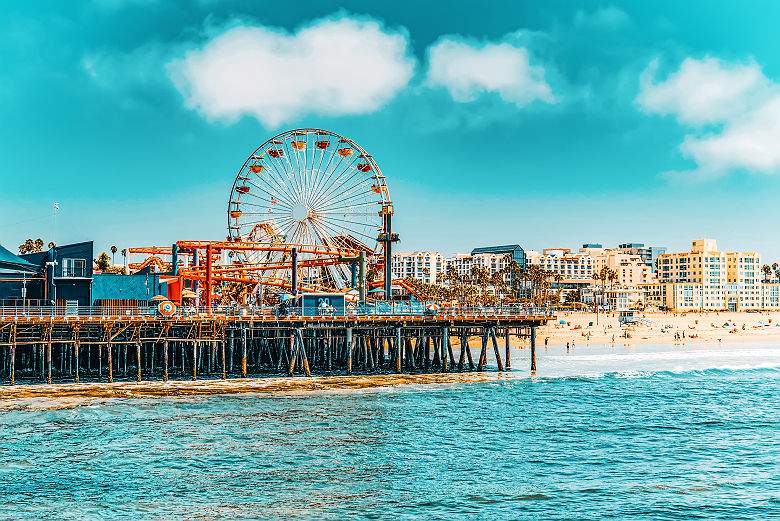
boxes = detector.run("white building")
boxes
[390,252,445,284]
[526,248,594,281]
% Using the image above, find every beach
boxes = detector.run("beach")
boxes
[536,311,780,346]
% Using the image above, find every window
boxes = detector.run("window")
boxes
[62,258,86,277]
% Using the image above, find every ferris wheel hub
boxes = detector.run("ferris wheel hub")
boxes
[291,203,309,222]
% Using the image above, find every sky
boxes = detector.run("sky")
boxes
[2,0,780,261]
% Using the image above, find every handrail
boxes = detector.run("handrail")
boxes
[0,304,556,320]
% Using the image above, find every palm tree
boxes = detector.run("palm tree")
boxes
[554,272,564,304]
[763,264,772,283]
[121,248,128,271]
[111,245,118,265]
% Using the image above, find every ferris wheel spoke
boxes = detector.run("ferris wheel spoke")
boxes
[309,135,332,205]
[240,189,294,210]
[310,163,368,210]
[316,217,376,244]
[249,162,299,208]
[318,213,376,231]
[281,138,308,201]
[237,199,293,214]
[265,148,304,204]
[318,201,381,213]
[307,137,341,208]
[265,144,303,202]
[318,187,374,212]
[307,153,361,210]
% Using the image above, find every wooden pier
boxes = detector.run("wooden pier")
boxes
[0,314,552,384]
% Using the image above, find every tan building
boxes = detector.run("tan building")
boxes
[643,239,778,311]
[592,249,653,287]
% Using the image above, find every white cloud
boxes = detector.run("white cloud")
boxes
[681,94,780,174]
[425,37,555,107]
[167,16,415,127]
[636,57,769,125]
[636,56,780,177]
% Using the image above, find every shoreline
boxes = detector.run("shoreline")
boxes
[0,372,511,410]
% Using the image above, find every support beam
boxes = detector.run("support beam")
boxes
[220,339,226,380]
[163,340,169,382]
[530,326,537,373]
[107,342,113,383]
[136,342,142,382]
[241,327,248,378]
[46,340,52,384]
[441,327,449,372]
[505,328,511,369]
[9,345,15,385]
[477,332,488,372]
[490,328,504,372]
[296,329,311,377]
[192,342,198,381]
[395,327,402,373]
[74,342,79,383]
[346,327,353,375]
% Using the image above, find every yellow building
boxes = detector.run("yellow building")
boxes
[643,239,778,311]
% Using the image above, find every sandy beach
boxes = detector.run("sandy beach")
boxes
[536,311,780,346]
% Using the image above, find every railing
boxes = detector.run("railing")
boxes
[0,303,556,320]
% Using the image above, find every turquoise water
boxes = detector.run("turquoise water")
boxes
[1,342,779,520]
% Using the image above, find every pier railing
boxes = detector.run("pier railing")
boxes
[0,304,555,320]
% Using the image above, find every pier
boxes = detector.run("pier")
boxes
[0,311,552,385]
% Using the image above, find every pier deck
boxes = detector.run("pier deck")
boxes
[0,313,554,384]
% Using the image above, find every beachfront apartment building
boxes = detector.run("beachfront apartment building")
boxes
[526,247,650,287]
[591,249,653,287]
[526,249,594,280]
[642,239,780,311]
[390,252,445,284]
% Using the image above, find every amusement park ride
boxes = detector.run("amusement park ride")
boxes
[128,128,412,307]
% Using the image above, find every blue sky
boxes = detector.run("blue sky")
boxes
[2,0,780,260]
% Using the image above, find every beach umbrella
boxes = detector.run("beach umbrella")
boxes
[279,294,293,301]
[151,295,167,301]
[425,303,439,312]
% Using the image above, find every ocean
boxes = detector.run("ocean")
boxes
[1,342,778,520]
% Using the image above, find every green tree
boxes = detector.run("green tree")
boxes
[96,252,110,271]
[111,245,118,265]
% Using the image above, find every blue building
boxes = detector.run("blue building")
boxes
[0,244,43,306]
[18,241,94,306]
[470,244,526,271]
[92,273,167,305]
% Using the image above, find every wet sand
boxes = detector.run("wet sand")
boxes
[0,372,509,410]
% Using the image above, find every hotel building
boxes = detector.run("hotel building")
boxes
[643,239,779,311]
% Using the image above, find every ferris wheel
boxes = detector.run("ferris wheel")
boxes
[227,128,391,290]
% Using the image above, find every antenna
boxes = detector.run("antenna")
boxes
[53,202,60,247]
